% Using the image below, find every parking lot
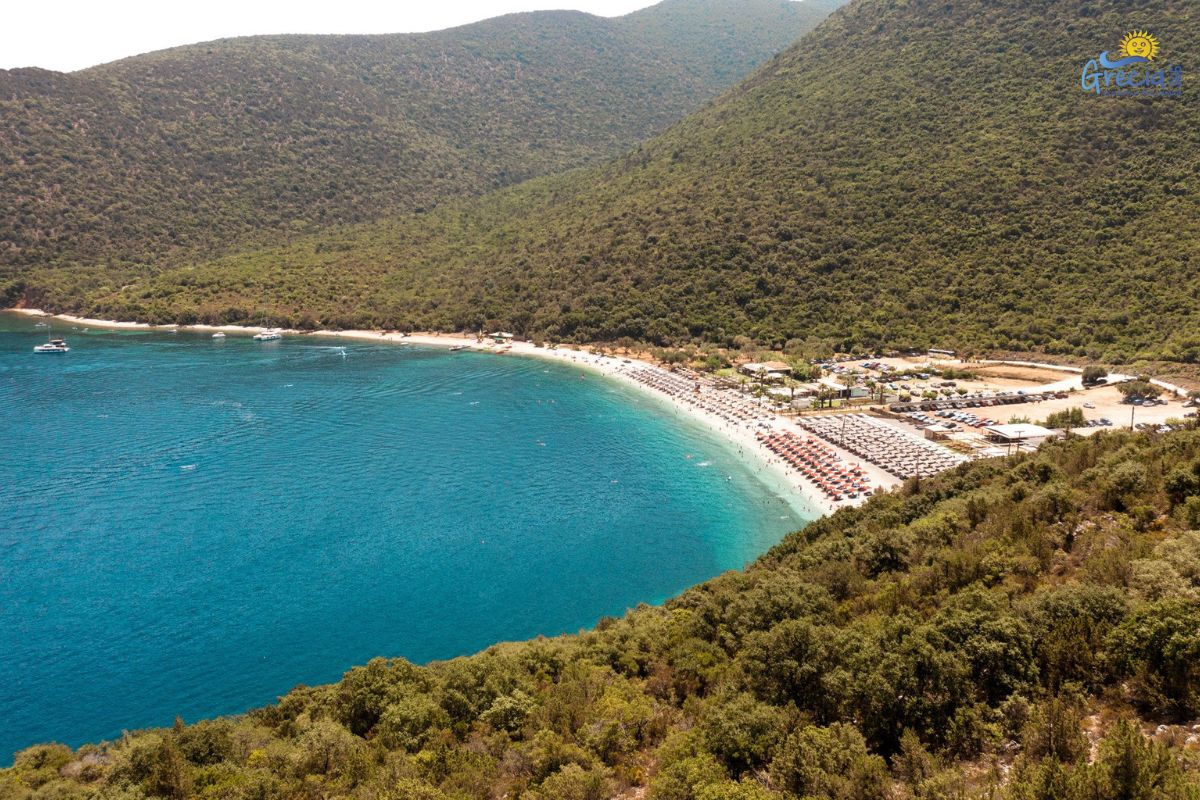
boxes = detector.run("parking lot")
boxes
[892,383,1189,438]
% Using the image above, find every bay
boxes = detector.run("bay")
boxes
[0,314,808,760]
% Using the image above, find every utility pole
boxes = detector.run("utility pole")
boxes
[1130,404,1136,431]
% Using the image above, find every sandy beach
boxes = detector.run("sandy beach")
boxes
[10,309,906,518]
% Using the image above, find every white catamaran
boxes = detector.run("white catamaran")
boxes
[33,327,70,353]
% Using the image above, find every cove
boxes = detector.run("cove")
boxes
[0,313,810,761]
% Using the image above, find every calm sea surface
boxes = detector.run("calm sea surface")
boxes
[0,313,809,760]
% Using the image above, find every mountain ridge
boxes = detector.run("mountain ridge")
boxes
[16,0,1198,365]
[0,0,841,272]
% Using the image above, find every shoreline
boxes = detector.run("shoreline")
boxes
[8,308,875,518]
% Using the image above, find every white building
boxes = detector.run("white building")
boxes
[985,423,1056,443]
[740,361,793,381]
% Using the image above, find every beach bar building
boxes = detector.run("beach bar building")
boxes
[740,361,793,382]
[817,376,870,400]
[924,424,953,441]
[489,331,515,344]
[984,423,1056,444]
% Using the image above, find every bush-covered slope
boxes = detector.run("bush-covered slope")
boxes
[0,0,838,272]
[6,428,1200,798]
[34,0,1200,364]
[616,0,845,86]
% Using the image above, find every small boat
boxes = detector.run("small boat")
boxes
[212,332,226,339]
[34,337,69,354]
[449,344,467,352]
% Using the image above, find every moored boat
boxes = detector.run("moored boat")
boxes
[34,337,69,354]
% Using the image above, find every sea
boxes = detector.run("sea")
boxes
[0,313,810,761]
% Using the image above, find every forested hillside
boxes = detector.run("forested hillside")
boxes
[6,428,1200,798]
[0,0,839,272]
[23,0,1199,365]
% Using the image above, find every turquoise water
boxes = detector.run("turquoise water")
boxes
[0,313,808,761]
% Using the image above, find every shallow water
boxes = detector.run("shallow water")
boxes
[0,314,809,760]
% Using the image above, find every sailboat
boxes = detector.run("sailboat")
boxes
[33,326,70,353]
[253,313,282,341]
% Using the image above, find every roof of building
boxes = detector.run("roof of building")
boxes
[742,361,793,373]
[985,423,1056,440]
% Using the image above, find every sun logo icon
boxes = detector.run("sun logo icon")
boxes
[1119,30,1160,61]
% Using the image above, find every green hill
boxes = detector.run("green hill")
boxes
[28,0,1199,365]
[0,0,839,273]
[6,428,1200,797]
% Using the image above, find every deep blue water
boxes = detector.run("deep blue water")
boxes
[0,314,808,761]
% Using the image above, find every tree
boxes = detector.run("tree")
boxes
[379,779,451,800]
[1075,719,1198,800]
[1106,599,1200,717]
[295,720,366,778]
[528,764,611,800]
[1021,585,1128,692]
[1082,366,1108,386]
[1021,696,1088,764]
[769,724,888,800]
[891,729,938,791]
[738,620,838,713]
[1008,757,1074,800]
[650,753,729,800]
[1164,468,1200,507]
[1118,381,1162,401]
[701,693,784,775]
[147,735,194,800]
[697,781,783,800]
[1045,408,1086,430]
[377,693,451,751]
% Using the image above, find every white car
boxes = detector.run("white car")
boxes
[1083,402,1095,409]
